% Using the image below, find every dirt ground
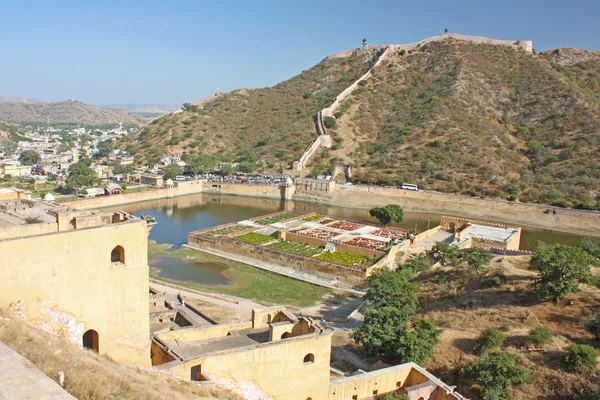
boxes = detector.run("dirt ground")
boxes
[332,256,600,399]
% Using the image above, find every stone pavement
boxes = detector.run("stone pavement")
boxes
[0,340,76,400]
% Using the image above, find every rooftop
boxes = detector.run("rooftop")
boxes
[465,224,520,242]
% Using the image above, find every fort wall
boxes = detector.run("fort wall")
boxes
[159,331,333,400]
[0,219,151,367]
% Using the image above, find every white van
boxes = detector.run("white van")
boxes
[175,176,186,181]
[400,183,418,191]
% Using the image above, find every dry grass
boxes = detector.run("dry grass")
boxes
[419,256,600,399]
[0,310,243,400]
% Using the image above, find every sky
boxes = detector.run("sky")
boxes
[1,0,599,106]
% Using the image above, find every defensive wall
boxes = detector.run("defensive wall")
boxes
[295,46,391,171]
[327,32,533,59]
[0,211,152,367]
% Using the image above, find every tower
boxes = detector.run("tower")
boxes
[362,38,368,48]
[215,87,221,96]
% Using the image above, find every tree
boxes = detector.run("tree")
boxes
[463,247,494,274]
[587,310,600,340]
[324,116,336,129]
[564,344,598,373]
[353,268,418,357]
[580,238,600,259]
[163,164,183,181]
[530,244,595,304]
[369,205,404,226]
[96,139,114,158]
[395,318,441,364]
[238,161,257,173]
[475,327,505,355]
[19,150,40,165]
[469,352,531,400]
[24,217,43,224]
[402,255,431,274]
[186,154,218,175]
[65,159,97,191]
[427,242,461,266]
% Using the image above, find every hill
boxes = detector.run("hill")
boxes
[0,100,145,126]
[0,120,28,153]
[0,96,40,104]
[120,48,380,165]
[121,36,600,207]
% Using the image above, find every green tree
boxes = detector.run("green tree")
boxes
[238,161,257,173]
[163,164,183,181]
[19,150,41,165]
[587,310,600,340]
[469,352,531,400]
[24,217,43,224]
[427,242,461,266]
[65,159,97,191]
[402,255,431,274]
[564,344,598,373]
[463,247,494,274]
[324,116,336,128]
[353,268,418,357]
[369,205,404,226]
[186,154,218,175]
[96,139,113,158]
[529,326,552,346]
[475,327,505,355]
[530,244,595,304]
[395,318,442,364]
[580,237,600,259]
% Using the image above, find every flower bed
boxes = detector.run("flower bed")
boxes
[199,224,250,238]
[345,237,387,250]
[233,232,276,245]
[255,212,297,225]
[303,214,324,222]
[370,228,405,239]
[297,228,339,240]
[327,221,362,231]
[315,251,367,266]
[269,241,322,257]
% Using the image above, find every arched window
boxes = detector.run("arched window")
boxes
[111,245,125,263]
[303,353,314,364]
[281,332,290,339]
[82,329,99,353]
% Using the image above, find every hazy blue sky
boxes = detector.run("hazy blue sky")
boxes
[1,0,599,105]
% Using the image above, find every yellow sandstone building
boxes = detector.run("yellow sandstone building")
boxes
[0,207,153,367]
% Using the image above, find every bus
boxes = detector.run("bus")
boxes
[400,183,418,191]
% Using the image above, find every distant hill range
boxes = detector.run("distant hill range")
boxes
[0,99,145,125]
[100,103,181,114]
[0,96,41,104]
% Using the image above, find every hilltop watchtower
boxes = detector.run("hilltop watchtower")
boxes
[362,38,368,48]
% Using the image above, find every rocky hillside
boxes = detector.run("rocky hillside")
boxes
[0,120,28,153]
[120,48,381,165]
[322,41,600,207]
[0,100,145,125]
[122,38,600,207]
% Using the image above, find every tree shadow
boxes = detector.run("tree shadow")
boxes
[452,338,477,355]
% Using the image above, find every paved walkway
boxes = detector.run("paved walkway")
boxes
[0,341,76,400]
[150,282,261,321]
[182,245,366,296]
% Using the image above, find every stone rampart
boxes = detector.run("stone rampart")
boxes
[0,222,59,240]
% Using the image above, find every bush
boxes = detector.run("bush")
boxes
[475,327,505,354]
[469,352,531,400]
[303,92,313,99]
[399,49,406,56]
[324,116,336,129]
[564,344,598,373]
[24,217,43,224]
[529,326,552,345]
[587,310,600,340]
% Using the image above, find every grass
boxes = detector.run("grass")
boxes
[303,214,324,222]
[149,241,329,308]
[255,212,297,225]
[233,232,276,244]
[0,309,241,400]
[199,224,250,238]
[315,251,367,266]
[269,240,322,257]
